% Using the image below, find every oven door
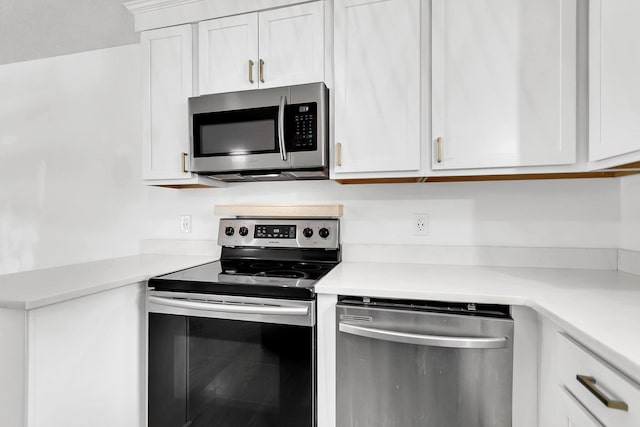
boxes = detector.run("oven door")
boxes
[190,87,290,174]
[147,291,315,427]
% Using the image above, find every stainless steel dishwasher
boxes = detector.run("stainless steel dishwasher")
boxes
[336,296,514,427]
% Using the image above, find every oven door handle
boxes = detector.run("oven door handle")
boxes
[339,322,508,349]
[149,296,309,316]
[278,95,287,161]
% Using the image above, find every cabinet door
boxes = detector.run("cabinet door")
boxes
[334,0,421,174]
[432,0,576,170]
[258,2,324,89]
[562,388,605,427]
[199,14,259,95]
[590,0,640,161]
[141,25,193,180]
[27,284,144,427]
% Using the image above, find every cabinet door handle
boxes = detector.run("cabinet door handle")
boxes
[259,59,265,83]
[436,137,443,163]
[336,142,342,166]
[248,59,254,83]
[576,375,628,411]
[181,152,188,173]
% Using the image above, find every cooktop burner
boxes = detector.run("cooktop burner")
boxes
[149,218,341,300]
[219,259,332,280]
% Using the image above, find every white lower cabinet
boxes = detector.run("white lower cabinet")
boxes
[556,333,640,427]
[0,309,26,427]
[0,283,144,427]
[562,387,605,427]
[539,317,640,427]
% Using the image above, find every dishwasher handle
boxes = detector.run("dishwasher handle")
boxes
[339,322,509,349]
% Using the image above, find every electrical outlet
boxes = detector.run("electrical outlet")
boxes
[413,213,428,236]
[180,215,192,233]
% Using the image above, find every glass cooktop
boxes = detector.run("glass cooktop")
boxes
[149,259,338,300]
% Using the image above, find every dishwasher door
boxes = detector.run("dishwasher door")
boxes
[336,300,514,427]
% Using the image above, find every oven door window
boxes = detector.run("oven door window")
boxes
[148,313,313,427]
[193,106,280,157]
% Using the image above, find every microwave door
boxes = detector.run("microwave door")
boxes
[190,87,290,174]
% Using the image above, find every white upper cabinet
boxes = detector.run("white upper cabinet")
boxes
[141,25,193,181]
[259,3,325,89]
[141,25,223,187]
[199,14,259,94]
[199,2,324,95]
[589,0,640,165]
[431,0,577,170]
[333,0,421,176]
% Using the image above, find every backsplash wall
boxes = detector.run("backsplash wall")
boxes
[621,174,640,252]
[143,177,621,249]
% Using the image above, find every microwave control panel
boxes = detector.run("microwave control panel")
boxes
[286,103,317,152]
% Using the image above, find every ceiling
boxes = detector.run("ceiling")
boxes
[0,0,138,65]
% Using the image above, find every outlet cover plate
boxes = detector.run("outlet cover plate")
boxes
[413,213,428,236]
[180,215,192,233]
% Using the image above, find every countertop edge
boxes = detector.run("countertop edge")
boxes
[22,275,149,310]
[0,254,216,311]
[527,300,640,386]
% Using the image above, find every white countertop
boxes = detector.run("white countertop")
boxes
[3,254,639,385]
[0,254,215,310]
[316,262,640,384]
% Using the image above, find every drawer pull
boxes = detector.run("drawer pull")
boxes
[576,375,628,411]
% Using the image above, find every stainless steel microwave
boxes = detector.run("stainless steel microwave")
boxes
[189,82,328,182]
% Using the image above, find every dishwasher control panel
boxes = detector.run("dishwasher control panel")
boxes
[337,295,512,318]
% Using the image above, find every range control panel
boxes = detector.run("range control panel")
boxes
[218,218,339,249]
[255,225,297,239]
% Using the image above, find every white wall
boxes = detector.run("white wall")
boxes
[0,45,145,274]
[620,174,640,251]
[144,177,621,248]
[0,0,138,65]
[0,44,628,276]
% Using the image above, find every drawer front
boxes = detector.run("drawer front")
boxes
[562,386,605,427]
[558,333,640,426]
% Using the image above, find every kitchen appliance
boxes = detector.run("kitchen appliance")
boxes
[189,82,329,182]
[336,296,514,427]
[147,217,340,427]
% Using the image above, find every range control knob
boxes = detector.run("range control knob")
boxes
[224,226,235,236]
[303,227,314,238]
[239,226,249,237]
[318,227,330,239]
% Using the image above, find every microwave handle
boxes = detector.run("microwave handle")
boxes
[278,95,287,161]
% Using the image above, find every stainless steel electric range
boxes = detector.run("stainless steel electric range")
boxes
[146,217,340,427]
